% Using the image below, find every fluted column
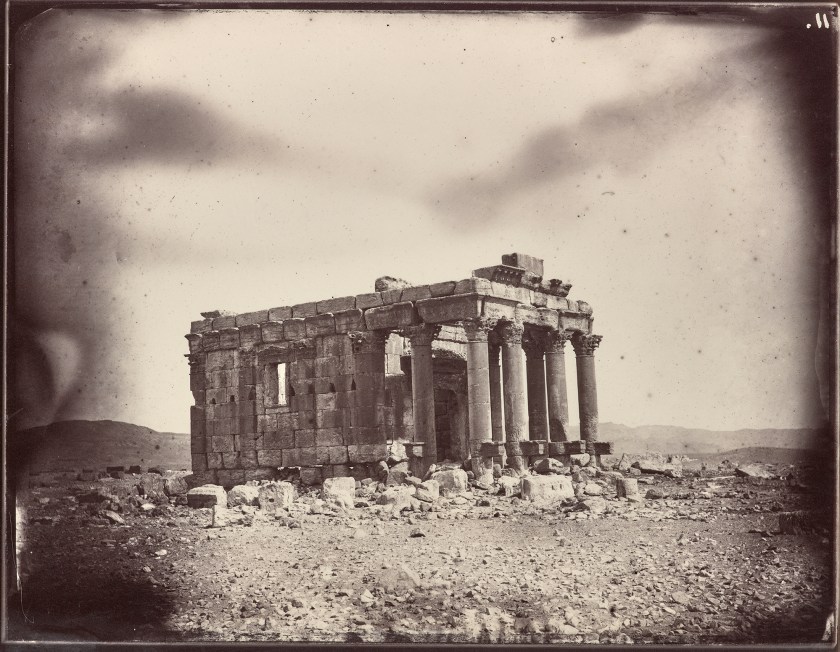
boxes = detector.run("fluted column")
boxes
[406,324,440,475]
[463,318,495,479]
[545,330,572,443]
[572,332,603,467]
[523,331,549,442]
[499,320,528,472]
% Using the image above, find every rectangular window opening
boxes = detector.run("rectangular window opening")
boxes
[268,362,288,406]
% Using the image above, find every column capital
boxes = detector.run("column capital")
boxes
[462,317,498,342]
[545,330,573,353]
[404,323,440,347]
[498,320,524,345]
[522,330,547,360]
[348,329,388,354]
[571,333,603,357]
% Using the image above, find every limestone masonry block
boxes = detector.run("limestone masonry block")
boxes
[334,309,364,333]
[292,302,317,318]
[264,430,294,449]
[380,289,403,305]
[545,295,570,310]
[212,315,237,330]
[400,285,432,302]
[216,469,246,488]
[328,446,349,464]
[521,475,574,501]
[453,277,492,295]
[227,484,259,507]
[305,314,336,337]
[221,452,240,468]
[315,428,344,448]
[191,454,208,472]
[347,443,388,463]
[415,294,482,323]
[431,469,469,496]
[239,324,262,348]
[259,321,284,343]
[355,292,384,309]
[321,476,355,502]
[258,481,296,512]
[429,281,457,297]
[364,302,420,330]
[191,319,213,334]
[206,350,237,371]
[317,296,356,314]
[268,306,292,321]
[283,318,307,340]
[235,310,269,326]
[186,484,227,508]
[299,467,323,485]
[240,450,258,468]
[206,453,224,469]
[501,253,544,276]
[219,328,240,349]
[211,435,235,453]
[256,449,283,466]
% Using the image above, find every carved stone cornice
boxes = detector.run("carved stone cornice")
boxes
[348,330,388,354]
[404,323,441,347]
[461,317,497,343]
[571,333,603,357]
[497,320,524,346]
[545,330,573,354]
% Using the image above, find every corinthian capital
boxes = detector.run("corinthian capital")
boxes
[521,330,547,359]
[462,318,497,343]
[497,320,524,345]
[571,333,603,357]
[545,330,573,353]
[404,323,440,347]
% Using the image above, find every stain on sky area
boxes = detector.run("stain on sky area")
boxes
[11,9,282,429]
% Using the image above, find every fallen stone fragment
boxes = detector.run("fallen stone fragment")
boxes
[583,483,604,496]
[645,488,669,500]
[227,484,260,507]
[616,478,640,499]
[379,564,422,593]
[322,476,356,502]
[257,482,296,513]
[735,464,774,479]
[102,510,124,525]
[534,458,564,475]
[163,475,189,497]
[432,469,469,496]
[671,591,691,605]
[521,475,574,502]
[138,473,168,502]
[376,486,415,512]
[497,476,521,497]
[186,484,228,508]
[632,459,682,478]
[409,528,425,538]
[580,497,607,514]
[211,505,253,527]
[415,479,439,503]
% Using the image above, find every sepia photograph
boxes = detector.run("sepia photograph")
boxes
[4,2,838,646]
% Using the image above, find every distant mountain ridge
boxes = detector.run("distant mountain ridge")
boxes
[11,419,827,474]
[13,420,191,473]
[569,422,826,454]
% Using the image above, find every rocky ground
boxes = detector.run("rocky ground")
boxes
[7,454,836,645]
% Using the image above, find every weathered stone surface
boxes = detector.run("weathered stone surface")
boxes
[583,482,604,496]
[375,276,412,291]
[227,484,260,507]
[581,496,607,514]
[632,459,682,478]
[616,478,640,498]
[186,484,228,508]
[497,475,521,497]
[379,564,422,593]
[735,464,775,479]
[376,486,415,512]
[415,479,440,503]
[534,458,565,475]
[432,469,469,496]
[138,474,167,502]
[211,505,253,528]
[258,482,296,512]
[415,294,482,324]
[363,302,419,330]
[322,477,355,501]
[521,475,574,501]
[316,296,356,314]
[163,475,189,497]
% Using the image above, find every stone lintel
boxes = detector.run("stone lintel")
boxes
[590,441,614,455]
[415,293,483,323]
[364,301,420,330]
[516,305,560,331]
[480,296,519,323]
[560,440,587,455]
[558,313,592,333]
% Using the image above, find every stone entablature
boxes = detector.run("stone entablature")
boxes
[186,253,608,488]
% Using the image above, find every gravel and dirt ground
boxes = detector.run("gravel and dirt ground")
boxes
[7,456,836,645]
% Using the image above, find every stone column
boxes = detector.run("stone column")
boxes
[523,331,549,442]
[488,338,505,465]
[572,332,603,467]
[499,320,528,472]
[463,318,495,480]
[545,330,572,444]
[406,324,440,475]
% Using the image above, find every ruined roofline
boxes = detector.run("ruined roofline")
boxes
[187,254,594,347]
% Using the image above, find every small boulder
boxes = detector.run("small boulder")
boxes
[583,483,604,496]
[735,464,774,479]
[228,484,260,507]
[415,480,439,503]
[581,496,607,514]
[102,510,125,525]
[163,476,189,497]
[186,484,227,508]
[521,475,574,502]
[432,469,469,496]
[379,564,422,593]
[534,458,564,475]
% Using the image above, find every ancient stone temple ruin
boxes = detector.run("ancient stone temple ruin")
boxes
[185,254,611,487]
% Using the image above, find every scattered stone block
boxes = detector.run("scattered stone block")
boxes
[211,505,253,527]
[735,464,775,479]
[534,458,564,475]
[432,469,469,496]
[378,564,422,593]
[616,478,640,499]
[258,482,296,513]
[227,484,260,507]
[187,484,228,508]
[521,475,574,502]
[415,480,439,503]
[163,475,189,497]
[322,476,355,501]
[497,476,521,497]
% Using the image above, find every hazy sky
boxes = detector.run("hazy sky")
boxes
[12,8,834,433]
